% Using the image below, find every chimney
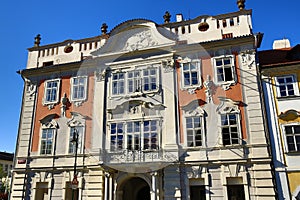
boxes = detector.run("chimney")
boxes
[273,39,291,49]
[176,14,183,22]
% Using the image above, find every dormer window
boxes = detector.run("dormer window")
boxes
[275,75,299,97]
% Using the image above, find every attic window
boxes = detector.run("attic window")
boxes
[198,22,209,32]
[64,45,73,53]
[182,26,186,34]
[223,20,227,28]
[43,61,54,66]
[230,18,234,26]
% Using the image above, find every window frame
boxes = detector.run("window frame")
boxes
[275,74,299,98]
[181,59,202,89]
[40,128,55,155]
[220,113,241,146]
[141,67,159,94]
[212,55,236,87]
[185,116,204,148]
[111,72,125,96]
[282,124,300,153]
[182,105,205,149]
[110,66,159,97]
[70,76,88,102]
[43,78,61,105]
[109,119,160,152]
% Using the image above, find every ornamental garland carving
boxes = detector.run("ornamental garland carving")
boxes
[161,59,174,73]
[26,80,36,100]
[240,50,256,69]
[125,30,158,51]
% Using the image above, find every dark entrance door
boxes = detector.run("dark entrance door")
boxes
[121,177,150,200]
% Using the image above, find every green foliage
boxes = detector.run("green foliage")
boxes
[0,165,7,178]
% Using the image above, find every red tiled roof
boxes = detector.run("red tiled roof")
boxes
[259,44,300,67]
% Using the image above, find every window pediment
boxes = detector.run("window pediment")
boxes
[217,97,240,114]
[182,99,205,116]
[67,112,86,127]
[91,22,176,56]
[40,114,59,128]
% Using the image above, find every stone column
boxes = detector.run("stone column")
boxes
[151,171,158,200]
[109,173,113,200]
[104,171,110,200]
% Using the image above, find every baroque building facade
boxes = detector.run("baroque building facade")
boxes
[259,40,300,200]
[12,3,277,200]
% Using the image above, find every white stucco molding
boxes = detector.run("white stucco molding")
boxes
[187,165,207,179]
[181,99,205,117]
[108,99,165,120]
[240,49,256,69]
[67,112,86,127]
[91,20,176,57]
[40,114,59,129]
[216,97,240,114]
[161,58,174,73]
[25,79,37,100]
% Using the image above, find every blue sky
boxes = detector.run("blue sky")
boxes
[0,0,299,153]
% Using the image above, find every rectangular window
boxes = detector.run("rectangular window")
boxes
[69,126,83,154]
[190,185,206,200]
[143,68,157,92]
[40,129,54,155]
[44,79,60,104]
[214,56,235,83]
[182,61,201,87]
[110,123,124,151]
[127,121,141,150]
[71,76,87,101]
[143,120,158,150]
[110,120,159,151]
[112,73,125,95]
[221,114,239,145]
[285,125,300,152]
[276,75,298,97]
[186,116,203,147]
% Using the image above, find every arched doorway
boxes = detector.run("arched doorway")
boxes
[119,177,150,200]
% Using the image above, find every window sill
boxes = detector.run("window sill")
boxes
[181,86,202,94]
[43,101,58,110]
[277,95,300,101]
[285,151,300,155]
[215,81,236,90]
[71,99,86,107]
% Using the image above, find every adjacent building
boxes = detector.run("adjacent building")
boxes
[259,39,300,200]
[12,2,277,200]
[0,151,13,196]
